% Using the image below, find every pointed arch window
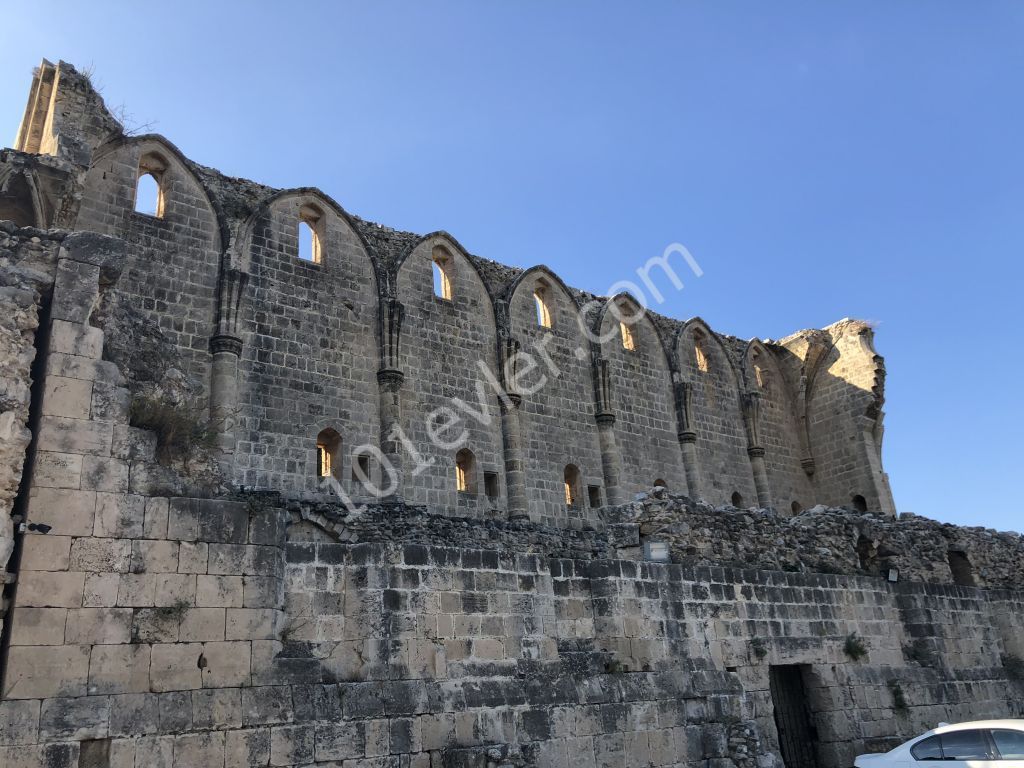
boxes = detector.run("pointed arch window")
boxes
[534,282,553,329]
[134,153,167,217]
[620,321,635,351]
[695,340,710,373]
[298,203,324,264]
[432,247,453,300]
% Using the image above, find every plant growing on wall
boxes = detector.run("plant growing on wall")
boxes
[888,680,909,713]
[844,632,869,661]
[130,394,217,464]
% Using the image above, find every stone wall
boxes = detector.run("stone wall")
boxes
[6,59,899,521]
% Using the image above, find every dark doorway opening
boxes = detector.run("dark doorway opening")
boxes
[769,665,819,768]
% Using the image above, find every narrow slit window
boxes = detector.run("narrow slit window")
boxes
[695,342,709,373]
[315,428,342,481]
[298,204,324,264]
[534,285,553,329]
[587,485,602,508]
[432,249,453,300]
[754,364,764,389]
[564,464,581,508]
[352,453,371,486]
[620,321,635,351]
[484,471,499,501]
[456,448,476,494]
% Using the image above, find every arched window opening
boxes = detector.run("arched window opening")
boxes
[852,494,868,513]
[298,203,324,264]
[948,551,976,587]
[456,448,476,494]
[315,428,342,482]
[653,479,667,489]
[694,336,710,373]
[534,282,553,329]
[134,154,167,217]
[620,321,635,351]
[730,491,744,508]
[432,247,453,300]
[564,464,581,508]
[790,500,803,515]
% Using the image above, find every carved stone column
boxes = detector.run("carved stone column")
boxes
[209,334,242,461]
[742,392,773,509]
[377,298,405,502]
[500,394,529,520]
[594,358,625,506]
[673,377,701,499]
[209,267,248,473]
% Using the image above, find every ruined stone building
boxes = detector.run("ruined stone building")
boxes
[0,59,1020,768]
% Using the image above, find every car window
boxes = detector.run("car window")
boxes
[911,735,944,761]
[941,730,992,760]
[992,729,1024,760]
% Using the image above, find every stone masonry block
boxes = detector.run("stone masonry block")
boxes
[28,487,96,536]
[270,724,314,766]
[19,534,72,571]
[49,318,104,359]
[197,575,244,607]
[32,451,82,489]
[65,607,133,644]
[17,570,85,607]
[39,694,110,741]
[36,415,112,456]
[199,640,252,687]
[108,693,159,738]
[83,572,120,607]
[167,498,200,542]
[88,643,152,694]
[50,258,100,325]
[41,375,93,419]
[225,727,270,768]
[69,537,132,572]
[178,542,209,574]
[131,540,179,573]
[2,644,90,699]
[9,607,67,645]
[191,688,242,730]
[143,497,169,538]
[94,493,145,538]
[90,380,130,422]
[0,699,40,746]
[226,608,280,640]
[179,608,226,642]
[80,455,130,493]
[112,425,157,462]
[150,643,204,692]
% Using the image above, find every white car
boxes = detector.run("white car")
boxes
[855,720,1024,766]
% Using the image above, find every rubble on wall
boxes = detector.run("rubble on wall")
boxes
[606,488,1024,588]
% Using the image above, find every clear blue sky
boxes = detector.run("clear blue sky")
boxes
[3,2,1021,531]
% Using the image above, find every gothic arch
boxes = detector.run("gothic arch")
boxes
[0,167,44,228]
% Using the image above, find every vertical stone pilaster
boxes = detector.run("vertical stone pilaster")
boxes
[593,357,625,506]
[377,297,406,502]
[500,394,529,520]
[596,413,624,506]
[377,368,405,502]
[741,392,773,509]
[672,377,701,499]
[209,335,242,471]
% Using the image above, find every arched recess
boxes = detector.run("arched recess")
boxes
[507,265,603,526]
[237,189,380,493]
[596,294,684,496]
[0,169,43,227]
[395,234,503,516]
[675,319,756,505]
[742,340,815,513]
[76,135,224,407]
